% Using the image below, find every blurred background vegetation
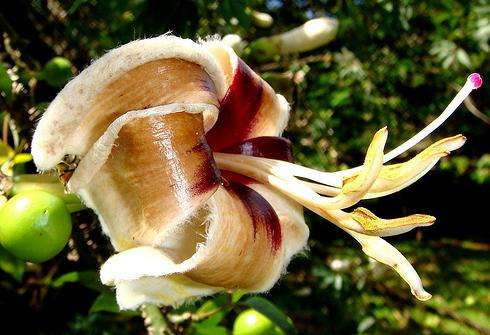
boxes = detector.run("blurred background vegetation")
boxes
[0,0,488,334]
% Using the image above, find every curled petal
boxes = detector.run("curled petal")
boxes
[100,247,222,308]
[32,36,227,170]
[101,183,308,308]
[350,207,435,237]
[223,173,309,261]
[69,109,220,250]
[204,42,290,151]
[115,275,220,310]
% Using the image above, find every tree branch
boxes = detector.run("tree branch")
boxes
[141,304,176,335]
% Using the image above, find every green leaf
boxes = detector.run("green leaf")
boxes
[0,244,25,282]
[89,292,120,314]
[196,294,231,327]
[67,0,89,15]
[330,90,350,107]
[51,270,105,292]
[0,142,14,165]
[39,57,73,88]
[232,290,246,303]
[357,316,375,333]
[244,297,296,334]
[0,63,13,102]
[456,49,471,68]
[193,324,229,335]
[13,153,32,165]
[219,0,250,28]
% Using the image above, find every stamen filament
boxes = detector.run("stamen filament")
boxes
[216,155,367,232]
[216,152,435,237]
[216,128,387,212]
[382,73,480,163]
[336,73,482,177]
[216,153,344,188]
[299,181,341,196]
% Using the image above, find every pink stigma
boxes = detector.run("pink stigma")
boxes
[469,73,482,89]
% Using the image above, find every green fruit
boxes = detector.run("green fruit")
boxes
[0,191,72,263]
[233,309,284,335]
[41,57,73,88]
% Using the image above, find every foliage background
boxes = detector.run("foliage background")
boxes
[0,0,488,334]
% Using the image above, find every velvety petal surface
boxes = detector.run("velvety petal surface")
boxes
[205,43,290,151]
[69,109,220,250]
[221,136,294,162]
[32,36,227,170]
[101,180,308,309]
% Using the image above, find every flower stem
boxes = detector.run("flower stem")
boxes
[141,304,176,335]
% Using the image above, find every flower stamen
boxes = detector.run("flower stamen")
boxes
[336,73,482,177]
[216,128,387,212]
[350,207,435,236]
[346,229,433,301]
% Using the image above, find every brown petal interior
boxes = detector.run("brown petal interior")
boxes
[76,59,219,151]
[185,183,283,291]
[82,112,220,250]
[205,58,288,151]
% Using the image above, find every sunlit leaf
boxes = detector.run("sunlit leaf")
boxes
[0,244,25,282]
[244,297,296,334]
[219,0,250,28]
[0,63,13,102]
[456,49,471,68]
[196,294,231,327]
[0,142,14,165]
[357,316,375,333]
[90,292,119,314]
[51,270,105,292]
[193,324,228,335]
[13,153,32,165]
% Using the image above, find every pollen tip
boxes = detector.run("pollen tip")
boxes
[416,291,432,301]
[378,126,388,136]
[468,73,482,89]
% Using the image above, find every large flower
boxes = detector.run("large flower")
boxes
[31,36,482,310]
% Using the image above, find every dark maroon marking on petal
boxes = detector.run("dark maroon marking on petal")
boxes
[221,136,293,162]
[225,180,282,253]
[220,170,255,185]
[192,160,221,196]
[206,59,264,152]
[191,138,221,196]
[188,140,208,154]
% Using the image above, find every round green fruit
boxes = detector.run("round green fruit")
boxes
[233,309,284,335]
[0,191,72,263]
[41,57,73,87]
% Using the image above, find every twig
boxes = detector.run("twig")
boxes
[463,95,490,125]
[141,304,176,335]
[168,303,230,324]
[257,53,332,72]
[451,83,490,125]
[2,113,9,143]
[373,283,490,335]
